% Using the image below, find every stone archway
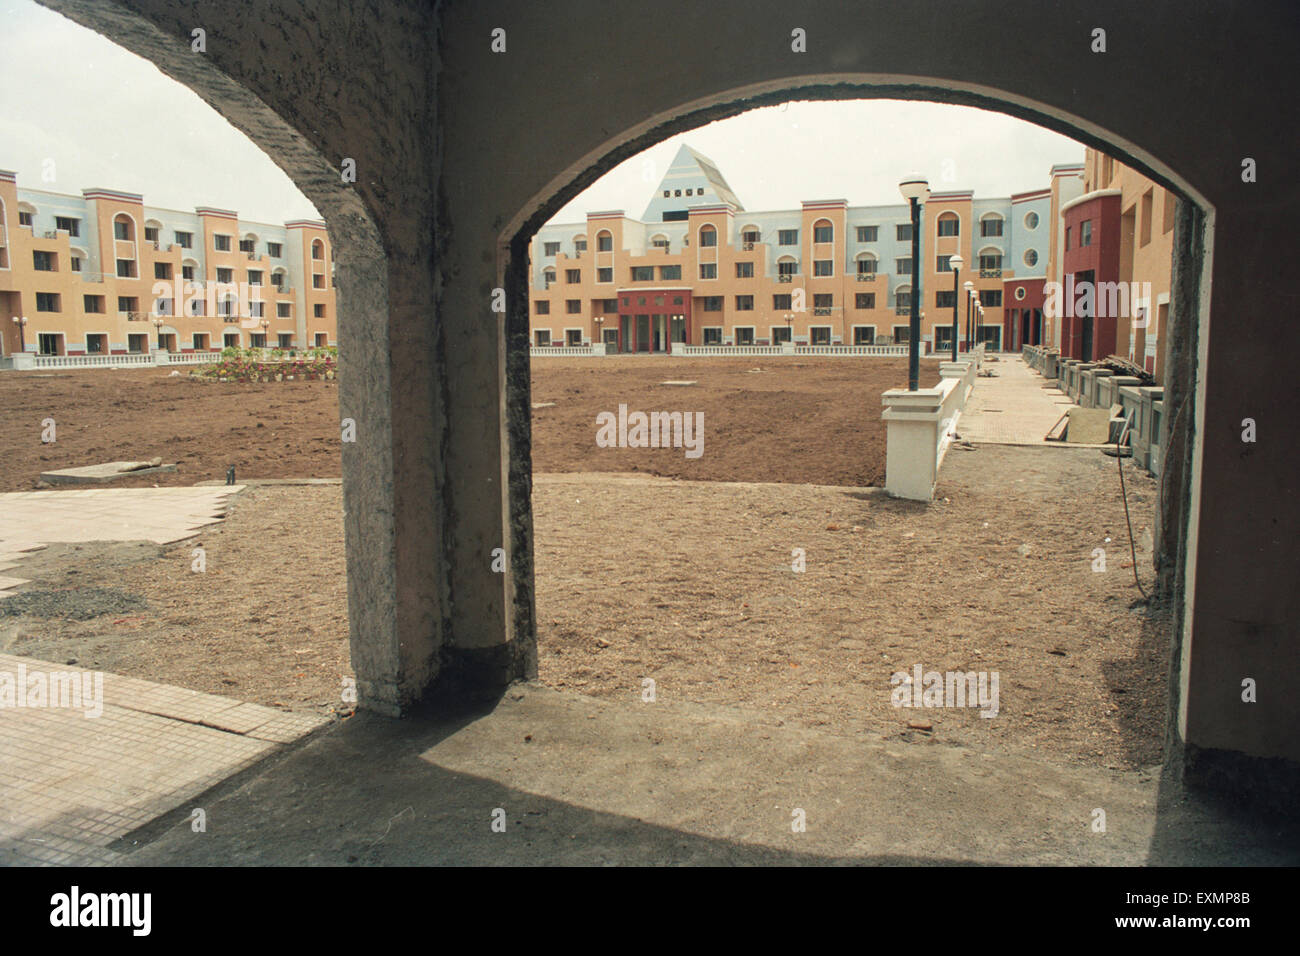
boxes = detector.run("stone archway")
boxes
[46,0,1300,808]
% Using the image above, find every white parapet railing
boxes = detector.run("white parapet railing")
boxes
[533,343,913,358]
[794,344,909,356]
[11,351,225,371]
[530,344,595,356]
[880,345,983,501]
[676,344,785,356]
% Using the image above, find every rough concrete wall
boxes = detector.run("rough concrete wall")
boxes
[40,0,444,715]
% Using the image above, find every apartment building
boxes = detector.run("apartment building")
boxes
[0,169,337,358]
[1046,149,1176,381]
[529,144,1055,354]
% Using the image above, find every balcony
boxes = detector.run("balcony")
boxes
[777,274,794,283]
[121,311,151,322]
[742,241,756,251]
[813,307,832,316]
[980,268,1003,279]
[856,272,877,282]
[894,305,912,315]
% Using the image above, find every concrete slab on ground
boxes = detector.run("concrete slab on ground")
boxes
[959,357,1109,448]
[0,652,328,865]
[40,461,177,484]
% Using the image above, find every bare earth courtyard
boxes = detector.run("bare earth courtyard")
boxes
[1,419,1168,772]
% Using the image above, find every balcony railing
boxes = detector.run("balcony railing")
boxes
[121,311,151,322]
[980,268,1003,278]
[813,307,833,316]
[856,272,877,281]
[894,305,913,315]
[777,274,795,283]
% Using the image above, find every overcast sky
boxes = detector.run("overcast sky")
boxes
[1,0,1084,229]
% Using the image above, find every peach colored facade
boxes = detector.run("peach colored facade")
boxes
[0,169,336,358]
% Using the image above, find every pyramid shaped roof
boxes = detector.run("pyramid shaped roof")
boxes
[640,144,744,221]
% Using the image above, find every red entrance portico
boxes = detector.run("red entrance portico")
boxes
[1060,189,1122,362]
[1003,277,1046,352]
[613,287,693,353]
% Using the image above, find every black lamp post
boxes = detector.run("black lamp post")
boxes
[898,173,930,390]
[11,315,27,352]
[153,317,164,352]
[261,318,270,349]
[948,254,963,361]
[964,282,975,352]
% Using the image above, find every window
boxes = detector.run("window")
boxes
[565,329,583,346]
[896,224,913,241]
[735,295,754,311]
[116,259,135,278]
[248,269,263,285]
[214,234,231,251]
[1024,249,1039,267]
[535,300,550,315]
[813,293,833,310]
[19,211,33,226]
[810,327,831,346]
[87,334,106,354]
[813,223,833,243]
[1080,220,1093,247]
[700,263,717,279]
[741,230,760,245]
[980,217,1004,237]
[278,302,292,318]
[896,290,912,310]
[249,333,266,348]
[937,214,959,237]
[311,240,324,260]
[698,187,705,196]
[856,257,878,275]
[565,299,581,314]
[1140,189,1154,246]
[597,268,613,283]
[699,227,717,247]
[156,298,174,316]
[772,326,792,344]
[855,292,876,309]
[175,231,193,249]
[893,325,910,344]
[155,262,172,279]
[84,295,105,313]
[604,299,620,312]
[1024,211,1039,230]
[660,265,681,280]
[182,264,195,280]
[543,269,556,289]
[314,304,326,318]
[735,262,754,278]
[217,267,233,283]
[778,229,798,246]
[128,333,148,353]
[980,290,1003,307]
[566,269,581,283]
[702,296,723,312]
[534,329,552,347]
[856,225,878,243]
[651,237,670,250]
[142,226,158,242]
[239,238,254,253]
[36,292,60,312]
[574,238,587,253]
[853,326,875,345]
[979,253,1003,271]
[33,251,55,271]
[278,334,294,349]
[777,260,798,277]
[267,242,282,257]
[813,260,833,277]
[662,190,670,198]
[674,190,681,197]
[1065,227,1071,251]
[55,216,80,237]
[114,220,130,240]
[70,257,81,272]
[773,294,793,310]
[895,257,912,274]
[734,327,754,345]
[117,296,138,313]
[703,327,723,344]
[936,290,956,308]
[631,266,654,282]
[597,233,613,252]
[685,189,693,197]
[936,255,952,272]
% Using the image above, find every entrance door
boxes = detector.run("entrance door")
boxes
[1081,315,1094,361]
[635,315,650,352]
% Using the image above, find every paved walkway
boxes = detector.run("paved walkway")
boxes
[0,652,328,865]
[0,486,243,598]
[959,355,1079,445]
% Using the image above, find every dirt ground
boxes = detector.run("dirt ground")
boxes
[0,444,1170,770]
[0,357,937,491]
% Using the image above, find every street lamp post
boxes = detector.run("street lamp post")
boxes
[976,303,984,350]
[898,173,930,391]
[964,282,975,352]
[593,315,604,351]
[261,319,270,350]
[948,254,963,362]
[11,315,28,352]
[153,317,164,352]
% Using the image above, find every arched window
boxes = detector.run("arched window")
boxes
[572,233,587,254]
[979,213,1004,238]
[855,252,878,275]
[542,267,556,289]
[699,225,717,248]
[596,229,613,252]
[937,212,960,237]
[143,218,163,246]
[977,246,1004,271]
[113,212,135,241]
[776,254,798,279]
[271,266,289,291]
[650,233,670,251]
[894,284,913,308]
[311,238,325,260]
[813,219,834,243]
[740,224,761,247]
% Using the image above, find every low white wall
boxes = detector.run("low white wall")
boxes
[881,348,981,501]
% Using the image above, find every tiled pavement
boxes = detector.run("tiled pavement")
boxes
[0,485,244,598]
[0,652,329,866]
[958,355,1086,446]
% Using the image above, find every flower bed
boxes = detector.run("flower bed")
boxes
[191,346,338,383]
